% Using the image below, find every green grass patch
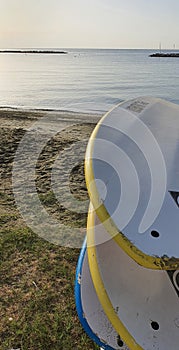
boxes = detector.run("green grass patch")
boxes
[0,227,99,349]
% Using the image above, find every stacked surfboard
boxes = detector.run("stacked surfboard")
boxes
[75,97,179,349]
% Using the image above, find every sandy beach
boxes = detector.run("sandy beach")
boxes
[0,108,101,349]
[0,108,102,243]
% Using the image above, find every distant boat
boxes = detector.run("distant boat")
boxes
[150,42,179,57]
[149,42,179,57]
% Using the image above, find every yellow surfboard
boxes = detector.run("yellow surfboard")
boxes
[85,97,179,270]
[87,204,179,350]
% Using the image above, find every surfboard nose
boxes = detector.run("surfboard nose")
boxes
[85,97,179,270]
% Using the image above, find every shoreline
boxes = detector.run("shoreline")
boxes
[0,106,101,129]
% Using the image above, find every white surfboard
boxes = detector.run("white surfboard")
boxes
[85,97,179,270]
[75,238,129,350]
[87,205,179,350]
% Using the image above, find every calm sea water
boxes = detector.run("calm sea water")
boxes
[0,48,179,114]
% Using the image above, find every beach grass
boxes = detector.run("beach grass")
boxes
[0,225,98,350]
[0,111,99,350]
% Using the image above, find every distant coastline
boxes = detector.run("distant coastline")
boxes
[0,50,67,54]
[149,52,179,57]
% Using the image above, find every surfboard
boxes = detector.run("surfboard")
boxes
[85,97,179,270]
[75,237,129,350]
[87,205,179,350]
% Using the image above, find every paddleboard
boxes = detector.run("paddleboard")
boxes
[75,237,129,349]
[85,97,179,270]
[87,205,179,350]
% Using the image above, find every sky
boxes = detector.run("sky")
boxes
[0,0,179,49]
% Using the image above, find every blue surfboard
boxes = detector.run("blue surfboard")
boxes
[75,238,129,350]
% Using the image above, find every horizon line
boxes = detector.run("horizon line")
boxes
[0,46,178,51]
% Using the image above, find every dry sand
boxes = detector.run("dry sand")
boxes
[0,108,101,247]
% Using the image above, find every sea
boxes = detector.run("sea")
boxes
[0,48,179,115]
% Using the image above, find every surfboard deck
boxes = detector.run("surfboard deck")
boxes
[87,205,179,350]
[85,96,179,270]
[75,238,129,350]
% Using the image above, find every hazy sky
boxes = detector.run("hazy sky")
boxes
[0,0,179,49]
